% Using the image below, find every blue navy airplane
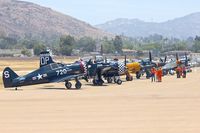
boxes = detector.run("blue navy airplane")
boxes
[2,51,87,90]
[83,58,123,86]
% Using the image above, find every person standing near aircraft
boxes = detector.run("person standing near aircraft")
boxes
[156,67,163,82]
[176,65,181,78]
[151,67,156,82]
[182,65,187,78]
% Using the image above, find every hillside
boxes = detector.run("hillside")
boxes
[0,0,110,43]
[96,12,200,39]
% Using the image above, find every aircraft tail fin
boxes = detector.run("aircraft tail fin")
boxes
[40,51,55,67]
[3,67,19,88]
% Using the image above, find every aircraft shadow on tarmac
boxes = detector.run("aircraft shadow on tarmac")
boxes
[84,83,109,87]
[6,88,24,91]
[38,87,83,90]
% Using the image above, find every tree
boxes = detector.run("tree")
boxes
[59,35,75,56]
[76,37,96,52]
[33,43,46,56]
[101,37,115,54]
[173,42,187,51]
[192,36,200,52]
[21,48,32,57]
[0,36,17,49]
[113,35,123,54]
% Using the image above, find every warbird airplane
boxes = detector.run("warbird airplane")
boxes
[84,58,123,86]
[3,51,86,90]
[162,53,190,75]
[126,52,167,79]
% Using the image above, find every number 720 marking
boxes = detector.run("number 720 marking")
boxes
[56,69,68,76]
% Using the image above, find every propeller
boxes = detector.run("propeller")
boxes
[105,57,107,63]
[160,56,167,63]
[185,52,188,66]
[125,55,127,66]
[176,53,179,61]
[160,58,164,63]
[100,45,103,56]
[149,51,152,63]
[164,56,167,63]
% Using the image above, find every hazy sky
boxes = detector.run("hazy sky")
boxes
[24,0,200,25]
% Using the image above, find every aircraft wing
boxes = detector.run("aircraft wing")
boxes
[50,74,84,83]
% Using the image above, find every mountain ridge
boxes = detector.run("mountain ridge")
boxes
[96,12,200,39]
[0,0,111,43]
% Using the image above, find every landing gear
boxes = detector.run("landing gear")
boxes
[65,81,72,89]
[65,80,82,89]
[107,77,113,83]
[92,79,104,86]
[125,71,133,81]
[75,81,82,89]
[116,79,122,85]
[146,71,151,79]
[15,87,17,91]
[136,72,141,79]
[126,75,133,81]
[74,78,82,89]
[114,77,122,85]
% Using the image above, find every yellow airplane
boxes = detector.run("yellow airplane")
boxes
[126,61,142,79]
[122,55,142,79]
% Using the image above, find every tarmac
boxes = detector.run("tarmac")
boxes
[0,68,200,133]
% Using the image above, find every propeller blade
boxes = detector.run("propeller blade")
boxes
[100,45,103,56]
[185,52,188,60]
[164,56,167,63]
[125,55,127,66]
[176,53,179,61]
[149,51,152,63]
[160,58,163,63]
[185,52,188,66]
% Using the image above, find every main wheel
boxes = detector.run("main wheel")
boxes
[116,79,122,85]
[107,77,113,83]
[126,76,129,81]
[75,82,82,89]
[130,76,133,81]
[136,72,141,79]
[126,76,133,81]
[93,79,97,86]
[65,82,72,89]
[98,80,103,86]
[114,77,118,83]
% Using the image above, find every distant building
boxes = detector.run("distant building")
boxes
[163,51,191,56]
[190,53,200,59]
[122,49,137,56]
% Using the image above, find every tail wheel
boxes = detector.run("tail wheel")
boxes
[75,82,82,89]
[65,82,72,89]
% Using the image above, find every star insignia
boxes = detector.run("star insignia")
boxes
[37,74,43,80]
